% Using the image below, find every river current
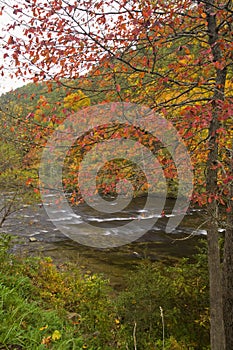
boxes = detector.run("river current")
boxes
[1,195,210,287]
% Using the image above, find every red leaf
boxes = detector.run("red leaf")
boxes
[116,84,121,92]
[8,35,14,44]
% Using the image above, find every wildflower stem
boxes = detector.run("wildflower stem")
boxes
[133,321,137,350]
[160,306,165,350]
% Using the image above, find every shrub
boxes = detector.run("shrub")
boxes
[0,236,121,349]
[115,248,210,349]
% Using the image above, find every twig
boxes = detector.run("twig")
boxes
[171,218,210,242]
[133,321,137,350]
[0,191,18,228]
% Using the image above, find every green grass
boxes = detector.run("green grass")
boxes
[0,275,86,349]
[0,285,87,349]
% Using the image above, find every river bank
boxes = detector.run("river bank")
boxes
[0,230,210,349]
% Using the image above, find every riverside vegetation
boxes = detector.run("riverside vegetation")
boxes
[0,234,210,350]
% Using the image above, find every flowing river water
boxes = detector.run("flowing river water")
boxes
[2,195,208,288]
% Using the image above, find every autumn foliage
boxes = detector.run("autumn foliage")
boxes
[0,0,232,207]
[0,0,233,348]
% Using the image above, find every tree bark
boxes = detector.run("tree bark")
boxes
[205,1,227,349]
[222,142,233,349]
[206,115,225,350]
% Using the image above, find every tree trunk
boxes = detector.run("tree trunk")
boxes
[206,116,225,350]
[222,141,233,349]
[205,1,227,348]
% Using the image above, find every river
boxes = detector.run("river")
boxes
[1,195,208,288]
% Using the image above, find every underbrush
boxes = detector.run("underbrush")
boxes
[0,234,210,349]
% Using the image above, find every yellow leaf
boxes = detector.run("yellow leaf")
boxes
[52,330,62,341]
[39,325,48,331]
[63,90,90,111]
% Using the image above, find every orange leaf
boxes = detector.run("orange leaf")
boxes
[26,178,33,186]
[41,336,52,345]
